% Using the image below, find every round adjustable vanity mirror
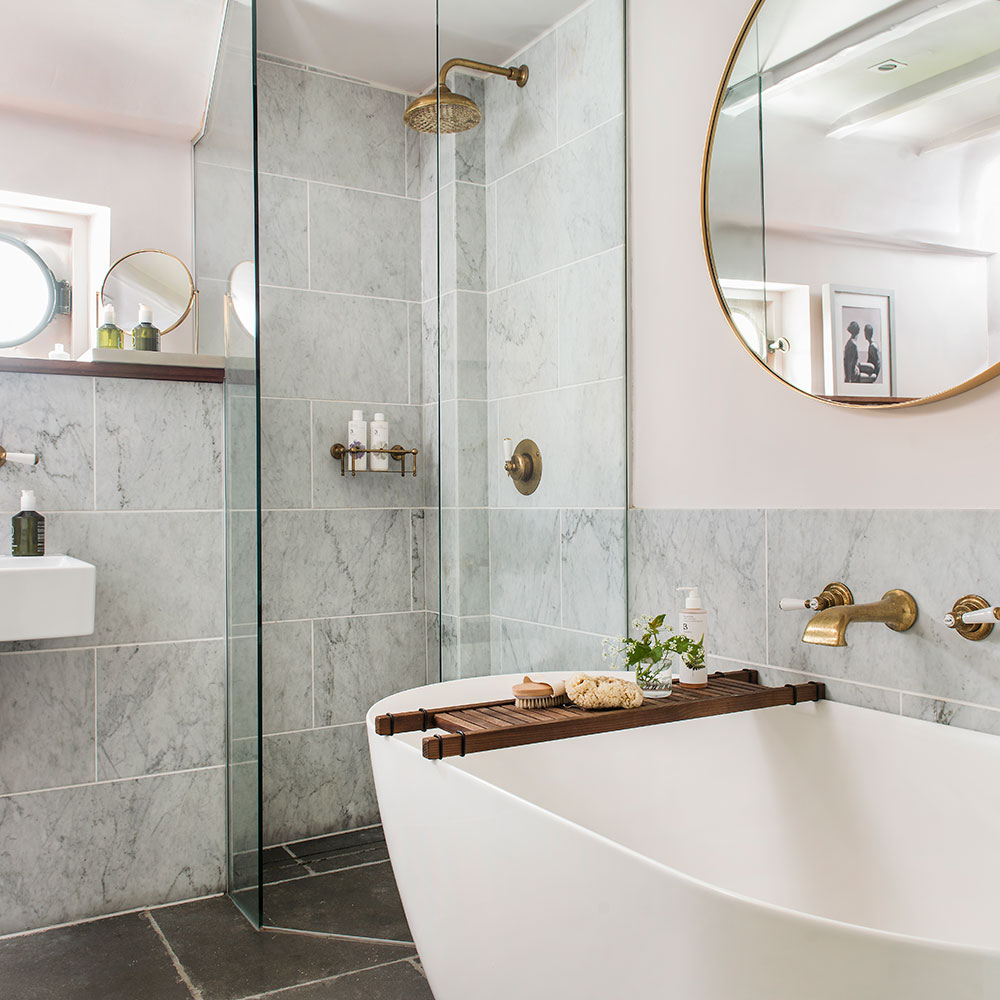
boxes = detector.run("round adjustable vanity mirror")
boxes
[703,0,1000,407]
[100,249,196,341]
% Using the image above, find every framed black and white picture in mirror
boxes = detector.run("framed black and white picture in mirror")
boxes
[822,285,895,401]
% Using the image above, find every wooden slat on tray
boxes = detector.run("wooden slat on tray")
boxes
[373,669,823,759]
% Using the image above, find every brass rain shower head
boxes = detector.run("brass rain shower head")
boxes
[404,57,529,134]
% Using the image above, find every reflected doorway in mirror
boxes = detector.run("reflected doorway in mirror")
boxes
[822,284,895,400]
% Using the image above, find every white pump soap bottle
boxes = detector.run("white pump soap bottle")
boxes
[676,586,709,688]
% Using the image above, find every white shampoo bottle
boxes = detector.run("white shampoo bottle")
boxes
[348,409,367,471]
[676,586,709,688]
[370,413,389,471]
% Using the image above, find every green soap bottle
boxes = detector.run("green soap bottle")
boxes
[132,304,161,352]
[11,490,44,557]
[97,303,124,349]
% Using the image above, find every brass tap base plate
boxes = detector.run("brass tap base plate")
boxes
[819,582,853,609]
[883,589,918,632]
[511,438,542,496]
[951,594,993,641]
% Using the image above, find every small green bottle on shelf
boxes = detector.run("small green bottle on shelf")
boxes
[11,490,44,557]
[97,303,125,349]
[132,304,161,352]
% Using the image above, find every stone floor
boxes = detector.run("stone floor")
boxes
[0,828,435,1000]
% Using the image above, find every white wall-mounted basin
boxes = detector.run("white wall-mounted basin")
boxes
[0,555,96,642]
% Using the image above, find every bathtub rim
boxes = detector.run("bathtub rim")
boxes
[368,672,1000,961]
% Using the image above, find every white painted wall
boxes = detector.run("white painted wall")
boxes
[628,0,1000,509]
[0,109,196,352]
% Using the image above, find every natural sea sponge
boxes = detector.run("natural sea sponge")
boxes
[565,673,643,710]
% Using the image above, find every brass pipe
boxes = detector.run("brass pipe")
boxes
[801,589,917,647]
[438,58,529,88]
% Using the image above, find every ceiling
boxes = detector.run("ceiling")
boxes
[730,0,1000,151]
[257,0,586,94]
[0,0,227,139]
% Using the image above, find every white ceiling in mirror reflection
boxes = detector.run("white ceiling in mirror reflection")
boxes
[257,0,587,93]
[737,0,1000,146]
[0,0,227,138]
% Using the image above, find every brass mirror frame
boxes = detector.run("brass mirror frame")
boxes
[100,248,197,339]
[700,0,1000,410]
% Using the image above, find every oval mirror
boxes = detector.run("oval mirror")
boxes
[0,234,58,348]
[704,0,1000,407]
[101,249,195,337]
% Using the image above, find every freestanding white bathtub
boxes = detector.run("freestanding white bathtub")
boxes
[367,672,1000,1000]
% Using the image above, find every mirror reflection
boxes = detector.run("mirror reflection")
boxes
[706,0,1000,405]
[101,249,196,340]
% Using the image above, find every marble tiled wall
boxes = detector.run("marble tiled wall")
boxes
[629,508,1000,735]
[482,0,629,674]
[0,371,226,935]
[253,56,428,846]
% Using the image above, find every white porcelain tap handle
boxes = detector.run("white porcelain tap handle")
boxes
[961,607,1000,625]
[2,451,38,466]
[503,437,514,463]
[779,597,819,611]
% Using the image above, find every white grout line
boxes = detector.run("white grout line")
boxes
[91,378,97,511]
[0,764,225,801]
[259,857,390,889]
[274,822,381,850]
[237,958,419,998]
[258,281,417,306]
[263,720,363,740]
[146,911,205,1000]
[92,648,98,783]
[306,182,312,290]
[260,170,416,204]
[310,620,316,731]
[0,636,226,657]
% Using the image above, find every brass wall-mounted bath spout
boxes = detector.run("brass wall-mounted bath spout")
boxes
[801,589,917,647]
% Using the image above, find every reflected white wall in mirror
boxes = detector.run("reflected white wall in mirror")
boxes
[705,0,1000,406]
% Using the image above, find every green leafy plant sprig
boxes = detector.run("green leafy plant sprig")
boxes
[602,614,705,688]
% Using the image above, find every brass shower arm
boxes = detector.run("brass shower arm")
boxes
[438,58,529,88]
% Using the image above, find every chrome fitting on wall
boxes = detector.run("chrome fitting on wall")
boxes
[503,437,542,496]
[778,582,853,612]
[943,594,999,641]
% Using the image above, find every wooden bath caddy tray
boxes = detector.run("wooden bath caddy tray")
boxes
[374,669,824,760]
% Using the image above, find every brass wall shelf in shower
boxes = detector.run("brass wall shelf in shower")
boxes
[329,443,418,477]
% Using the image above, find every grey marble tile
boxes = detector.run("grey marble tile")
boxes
[421,402,439,509]
[424,294,452,403]
[425,611,440,683]
[227,508,258,634]
[225,381,258,513]
[97,639,225,779]
[423,506,440,614]
[229,756,260,857]
[262,723,377,844]
[767,509,1000,707]
[311,402,424,509]
[313,613,427,726]
[0,372,93,512]
[455,75,486,184]
[95,380,223,511]
[561,509,626,636]
[491,618,605,676]
[440,614,459,681]
[558,246,626,386]
[261,508,410,621]
[414,129,453,200]
[310,185,419,301]
[0,767,225,935]
[408,302,422,405]
[485,31,558,182]
[427,183,457,298]
[557,0,625,144]
[455,400,488,510]
[901,694,1000,736]
[193,22,254,172]
[458,507,490,617]
[405,116,421,199]
[0,649,95,793]
[490,509,561,626]
[488,270,559,398]
[262,620,313,736]
[495,378,626,509]
[259,286,408,403]
[438,399,457,510]
[228,628,259,744]
[257,60,406,194]
[495,115,624,287]
[755,664,902,715]
[411,509,425,611]
[259,173,309,288]
[193,162,254,283]
[0,512,225,649]
[486,182,498,292]
[193,276,228,357]
[260,397,312,510]
[459,615,492,677]
[456,291,488,400]
[438,506,458,616]
[628,509,767,664]
[455,182,486,292]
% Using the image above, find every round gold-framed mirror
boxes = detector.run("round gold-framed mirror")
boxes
[703,0,1000,408]
[100,249,196,338]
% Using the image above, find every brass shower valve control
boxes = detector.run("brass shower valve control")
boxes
[503,437,542,496]
[943,594,999,641]
[778,582,854,612]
